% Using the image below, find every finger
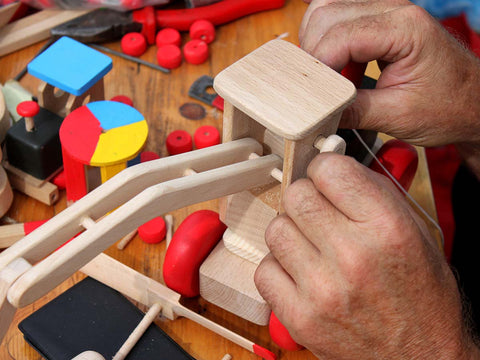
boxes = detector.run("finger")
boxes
[306,5,423,72]
[282,178,347,251]
[264,214,323,286]
[300,0,409,53]
[254,253,299,312]
[306,152,409,224]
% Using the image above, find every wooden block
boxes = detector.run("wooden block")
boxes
[214,39,356,141]
[0,9,92,57]
[222,190,276,263]
[0,165,13,218]
[199,241,270,326]
[5,164,59,206]
[0,2,21,29]
[1,80,34,123]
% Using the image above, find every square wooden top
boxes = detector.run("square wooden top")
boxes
[214,39,356,140]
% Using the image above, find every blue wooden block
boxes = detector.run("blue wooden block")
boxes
[27,37,112,96]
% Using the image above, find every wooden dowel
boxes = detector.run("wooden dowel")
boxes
[80,216,96,230]
[248,153,283,182]
[116,229,138,250]
[221,355,232,360]
[112,303,163,360]
[164,214,173,249]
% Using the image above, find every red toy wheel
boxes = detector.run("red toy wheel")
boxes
[189,19,216,44]
[183,39,209,65]
[163,210,226,297]
[156,28,182,47]
[110,95,134,107]
[269,311,304,351]
[369,139,418,191]
[121,32,147,57]
[157,44,182,69]
[166,130,192,155]
[194,125,220,149]
[138,216,166,244]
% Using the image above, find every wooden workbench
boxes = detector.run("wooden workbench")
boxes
[0,1,440,359]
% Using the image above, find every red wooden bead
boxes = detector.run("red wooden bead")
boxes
[140,151,160,162]
[194,125,220,149]
[166,130,192,155]
[157,44,182,69]
[110,95,134,107]
[138,216,166,244]
[121,32,147,57]
[156,28,182,47]
[189,19,216,44]
[16,101,39,118]
[183,39,209,65]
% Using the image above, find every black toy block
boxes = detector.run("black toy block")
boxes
[5,107,63,180]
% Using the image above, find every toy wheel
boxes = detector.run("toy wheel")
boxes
[163,210,227,297]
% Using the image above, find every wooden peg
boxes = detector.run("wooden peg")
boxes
[112,303,163,360]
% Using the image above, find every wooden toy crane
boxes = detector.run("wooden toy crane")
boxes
[0,39,355,358]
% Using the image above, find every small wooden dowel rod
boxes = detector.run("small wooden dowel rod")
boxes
[116,229,138,250]
[80,216,96,230]
[112,303,163,360]
[164,214,173,249]
[248,153,283,182]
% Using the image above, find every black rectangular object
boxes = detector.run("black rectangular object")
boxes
[18,277,195,360]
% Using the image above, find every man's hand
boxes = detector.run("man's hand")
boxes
[255,153,479,359]
[299,0,480,177]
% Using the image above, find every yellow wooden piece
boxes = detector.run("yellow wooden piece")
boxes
[100,163,126,183]
[90,120,148,166]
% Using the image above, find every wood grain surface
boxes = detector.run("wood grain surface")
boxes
[0,1,440,359]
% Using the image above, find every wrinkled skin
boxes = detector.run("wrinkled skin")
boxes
[254,1,480,359]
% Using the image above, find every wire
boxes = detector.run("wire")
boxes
[352,129,445,247]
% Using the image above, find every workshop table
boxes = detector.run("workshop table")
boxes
[0,1,440,359]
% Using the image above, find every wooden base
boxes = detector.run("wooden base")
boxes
[199,241,270,326]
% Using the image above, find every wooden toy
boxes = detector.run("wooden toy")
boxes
[0,220,48,249]
[0,148,13,219]
[138,216,166,244]
[1,79,34,123]
[59,100,148,202]
[0,83,10,143]
[0,8,92,57]
[0,40,354,358]
[5,100,64,180]
[27,36,112,118]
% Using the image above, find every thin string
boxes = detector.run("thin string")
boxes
[352,129,445,247]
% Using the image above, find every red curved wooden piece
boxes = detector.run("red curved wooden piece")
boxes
[163,210,227,297]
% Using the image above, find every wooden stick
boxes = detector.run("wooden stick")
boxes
[112,303,163,360]
[80,253,276,359]
[8,154,281,308]
[164,214,173,249]
[0,138,262,272]
[0,9,92,57]
[221,355,232,360]
[116,229,138,250]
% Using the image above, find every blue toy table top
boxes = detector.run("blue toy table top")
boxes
[27,37,113,96]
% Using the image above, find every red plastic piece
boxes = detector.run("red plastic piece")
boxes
[269,311,304,351]
[140,151,160,162]
[212,95,224,111]
[156,44,182,69]
[24,219,48,235]
[51,170,66,189]
[253,344,277,360]
[166,130,193,155]
[194,125,220,149]
[163,210,227,297]
[149,0,286,31]
[110,95,134,107]
[132,5,156,45]
[369,139,418,192]
[121,32,147,57]
[16,100,40,118]
[189,19,216,44]
[183,39,209,64]
[156,28,182,47]
[341,61,367,88]
[138,216,167,244]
